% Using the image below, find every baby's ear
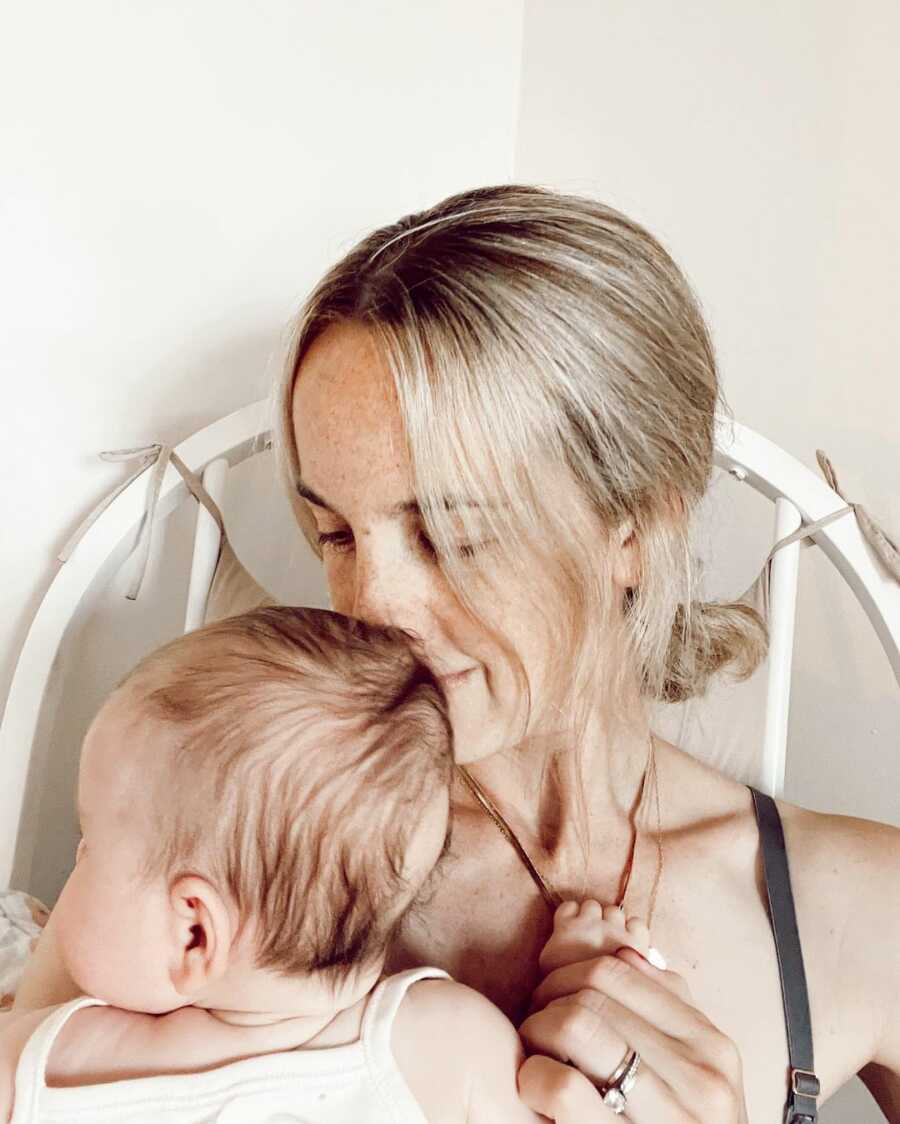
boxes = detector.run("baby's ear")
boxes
[168,876,234,999]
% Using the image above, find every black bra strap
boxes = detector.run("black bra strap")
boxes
[749,787,820,1123]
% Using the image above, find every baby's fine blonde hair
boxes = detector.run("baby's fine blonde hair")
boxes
[117,606,452,982]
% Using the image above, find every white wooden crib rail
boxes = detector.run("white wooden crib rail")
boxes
[1,403,898,890]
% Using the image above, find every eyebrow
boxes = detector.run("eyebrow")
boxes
[295,479,489,518]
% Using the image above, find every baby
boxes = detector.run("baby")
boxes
[1,606,656,1123]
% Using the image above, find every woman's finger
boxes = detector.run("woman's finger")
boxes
[520,992,693,1123]
[615,947,686,997]
[518,1055,618,1123]
[524,955,747,1123]
[624,917,650,949]
[532,953,694,1028]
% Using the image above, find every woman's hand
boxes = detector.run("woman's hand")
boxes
[517,946,750,1123]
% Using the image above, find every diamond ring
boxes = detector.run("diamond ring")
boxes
[600,1049,641,1115]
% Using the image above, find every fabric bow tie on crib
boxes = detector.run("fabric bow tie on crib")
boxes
[736,450,900,621]
[58,442,230,601]
[59,445,899,612]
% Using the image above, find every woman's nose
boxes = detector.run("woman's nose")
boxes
[351,551,432,640]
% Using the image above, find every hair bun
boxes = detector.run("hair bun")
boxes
[658,599,769,703]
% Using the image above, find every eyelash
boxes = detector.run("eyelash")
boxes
[316,529,486,560]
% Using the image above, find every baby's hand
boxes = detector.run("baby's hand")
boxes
[538,899,665,976]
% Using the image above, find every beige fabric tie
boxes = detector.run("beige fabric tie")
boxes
[61,444,897,616]
[59,444,226,601]
[739,449,899,619]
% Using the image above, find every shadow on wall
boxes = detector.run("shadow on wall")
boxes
[0,326,285,736]
[13,448,326,906]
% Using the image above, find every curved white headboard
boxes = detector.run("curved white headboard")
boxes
[1,404,897,889]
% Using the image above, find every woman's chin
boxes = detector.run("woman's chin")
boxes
[449,706,513,765]
[437,666,520,765]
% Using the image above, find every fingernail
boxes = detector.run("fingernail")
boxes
[647,946,668,970]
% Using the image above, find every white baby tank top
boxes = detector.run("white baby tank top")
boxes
[10,967,449,1124]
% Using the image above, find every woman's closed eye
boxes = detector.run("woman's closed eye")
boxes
[317,528,355,553]
[317,527,442,558]
[316,527,491,560]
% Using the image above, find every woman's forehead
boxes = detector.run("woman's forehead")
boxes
[292,322,414,514]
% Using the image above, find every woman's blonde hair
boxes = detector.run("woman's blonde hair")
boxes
[273,184,767,770]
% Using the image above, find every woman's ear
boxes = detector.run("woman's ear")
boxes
[168,876,235,999]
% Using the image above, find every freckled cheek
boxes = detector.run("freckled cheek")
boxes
[322,559,355,614]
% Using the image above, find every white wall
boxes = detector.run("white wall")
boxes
[0,0,524,718]
[3,2,897,1116]
[514,3,899,1120]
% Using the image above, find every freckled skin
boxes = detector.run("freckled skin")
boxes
[291,322,900,1121]
[292,322,541,766]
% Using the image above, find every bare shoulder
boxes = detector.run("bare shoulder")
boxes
[783,800,900,1079]
[46,1005,216,1086]
[777,795,900,869]
[395,976,519,1041]
[45,1004,160,1085]
[661,732,900,930]
[777,797,900,958]
[652,737,760,844]
[1,1008,59,1122]
[393,978,540,1124]
[392,978,514,1088]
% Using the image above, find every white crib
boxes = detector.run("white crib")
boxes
[1,401,898,896]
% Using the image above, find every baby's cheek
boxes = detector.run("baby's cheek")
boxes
[56,868,173,1012]
[54,876,107,996]
[97,894,176,1012]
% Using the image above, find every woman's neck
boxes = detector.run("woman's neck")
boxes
[456,709,656,894]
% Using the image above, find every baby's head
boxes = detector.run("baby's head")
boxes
[53,606,453,1016]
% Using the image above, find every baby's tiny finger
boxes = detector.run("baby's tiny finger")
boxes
[554,900,579,924]
[624,916,650,950]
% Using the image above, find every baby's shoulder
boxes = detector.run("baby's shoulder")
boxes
[394,976,513,1039]
[392,977,533,1124]
[2,1007,57,1122]
[46,1004,211,1086]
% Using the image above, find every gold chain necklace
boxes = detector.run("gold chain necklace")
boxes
[456,733,664,927]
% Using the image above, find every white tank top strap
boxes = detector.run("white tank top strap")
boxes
[11,997,108,1123]
[360,966,450,1067]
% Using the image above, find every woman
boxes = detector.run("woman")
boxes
[275,185,900,1122]
[17,185,900,1122]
